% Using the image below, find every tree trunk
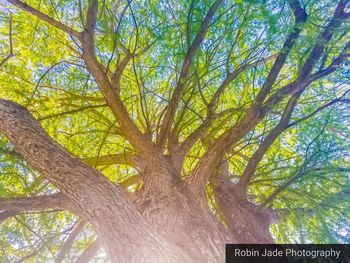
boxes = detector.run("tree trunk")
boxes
[0,99,274,262]
[0,99,232,262]
[210,162,275,244]
[214,184,274,243]
[0,100,189,262]
[135,180,228,261]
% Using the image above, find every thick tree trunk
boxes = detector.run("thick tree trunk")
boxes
[0,100,190,262]
[210,162,275,244]
[0,100,231,262]
[0,99,274,262]
[135,181,228,261]
[214,184,274,243]
[2,0,350,262]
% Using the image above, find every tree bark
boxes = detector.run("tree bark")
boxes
[0,193,73,213]
[210,162,275,244]
[134,180,228,261]
[2,0,350,262]
[214,184,274,243]
[0,99,230,262]
[0,100,191,262]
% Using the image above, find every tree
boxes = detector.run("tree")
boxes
[0,0,349,261]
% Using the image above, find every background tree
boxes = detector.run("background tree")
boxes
[0,0,349,262]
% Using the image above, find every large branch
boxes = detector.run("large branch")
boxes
[7,0,179,192]
[83,153,144,169]
[78,2,178,187]
[7,0,81,38]
[238,91,302,189]
[7,0,165,173]
[186,1,349,195]
[0,100,189,261]
[157,0,224,147]
[255,0,307,103]
[0,193,78,216]
[81,55,161,157]
[82,52,177,191]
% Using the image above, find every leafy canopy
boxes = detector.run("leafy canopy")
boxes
[0,0,349,261]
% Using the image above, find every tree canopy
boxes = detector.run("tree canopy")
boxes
[0,0,349,262]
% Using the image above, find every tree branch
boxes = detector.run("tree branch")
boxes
[78,2,172,178]
[157,0,224,147]
[0,100,186,261]
[83,153,144,169]
[55,220,87,263]
[7,0,178,190]
[295,1,349,82]
[0,193,76,214]
[238,91,302,189]
[255,0,307,103]
[186,0,349,195]
[75,239,101,263]
[0,15,14,67]
[7,0,81,38]
[309,40,350,82]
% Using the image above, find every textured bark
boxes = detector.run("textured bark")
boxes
[0,193,73,213]
[3,1,350,262]
[210,162,275,244]
[0,100,191,262]
[135,181,228,262]
[0,193,78,223]
[0,99,230,262]
[0,99,228,261]
[214,184,274,243]
[83,153,144,168]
